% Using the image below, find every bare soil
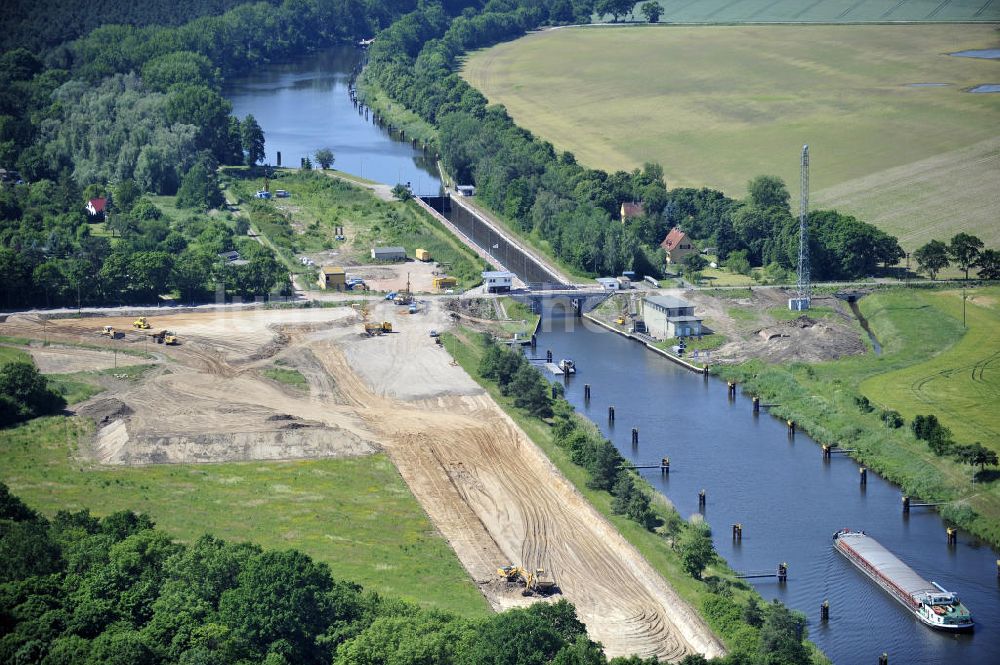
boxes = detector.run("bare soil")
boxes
[26,344,153,374]
[0,302,724,660]
[684,289,866,364]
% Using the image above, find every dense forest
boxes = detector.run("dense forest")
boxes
[362,0,907,280]
[0,0,431,309]
[0,482,815,665]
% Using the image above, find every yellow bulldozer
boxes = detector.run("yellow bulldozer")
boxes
[496,565,556,597]
[100,325,115,337]
[132,317,151,329]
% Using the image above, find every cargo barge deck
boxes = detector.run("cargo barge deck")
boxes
[833,528,973,631]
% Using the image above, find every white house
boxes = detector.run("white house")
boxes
[642,295,703,339]
[482,270,513,293]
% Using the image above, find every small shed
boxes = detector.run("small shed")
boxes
[371,246,406,262]
[415,248,431,262]
[596,277,619,290]
[319,266,346,290]
[482,270,513,293]
[218,250,241,262]
[433,276,457,289]
[456,185,476,197]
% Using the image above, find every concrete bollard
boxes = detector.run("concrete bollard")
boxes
[584,384,591,400]
[660,457,670,474]
[546,349,553,363]
[822,444,831,460]
[902,496,910,513]
[787,420,796,434]
[631,428,639,445]
[947,527,957,545]
[820,599,829,621]
[860,467,867,486]
[732,523,743,541]
[698,489,706,507]
[753,396,760,413]
[878,653,888,665]
[608,406,615,423]
[777,562,788,582]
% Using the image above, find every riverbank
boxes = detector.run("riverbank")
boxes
[444,327,829,664]
[355,75,439,150]
[716,286,1000,548]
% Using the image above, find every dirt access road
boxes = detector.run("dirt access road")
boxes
[2,304,724,660]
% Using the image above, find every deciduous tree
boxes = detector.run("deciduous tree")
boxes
[640,1,663,23]
[976,249,1000,280]
[914,240,950,280]
[949,233,984,280]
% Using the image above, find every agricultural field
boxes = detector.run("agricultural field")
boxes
[614,0,1000,23]
[462,24,1000,249]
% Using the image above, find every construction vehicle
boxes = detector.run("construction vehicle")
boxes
[394,273,413,305]
[496,565,556,596]
[363,321,392,336]
[149,330,178,345]
[100,325,115,337]
[132,316,151,329]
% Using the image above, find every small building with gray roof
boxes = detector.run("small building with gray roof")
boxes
[642,295,703,339]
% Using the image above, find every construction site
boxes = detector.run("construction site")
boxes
[0,302,725,661]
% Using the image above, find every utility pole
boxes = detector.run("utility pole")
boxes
[963,284,967,328]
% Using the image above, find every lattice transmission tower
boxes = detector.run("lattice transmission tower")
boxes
[795,144,811,306]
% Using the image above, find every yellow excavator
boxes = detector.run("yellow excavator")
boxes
[132,316,151,329]
[496,565,556,596]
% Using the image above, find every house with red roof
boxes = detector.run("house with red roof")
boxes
[660,227,696,266]
[85,197,107,220]
[619,201,644,224]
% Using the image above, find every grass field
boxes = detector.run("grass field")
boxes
[0,415,488,615]
[614,0,1000,23]
[462,24,1000,250]
[860,287,1000,447]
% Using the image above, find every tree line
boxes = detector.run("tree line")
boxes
[363,1,913,282]
[913,233,997,280]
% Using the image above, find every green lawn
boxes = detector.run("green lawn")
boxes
[0,345,32,365]
[860,288,1000,449]
[462,24,1000,250]
[0,416,488,615]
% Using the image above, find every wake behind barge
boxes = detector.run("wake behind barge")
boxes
[833,528,973,631]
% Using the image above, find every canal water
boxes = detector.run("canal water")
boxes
[224,47,441,194]
[225,49,1000,664]
[535,309,999,665]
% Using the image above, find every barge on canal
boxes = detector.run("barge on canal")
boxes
[833,528,973,631]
